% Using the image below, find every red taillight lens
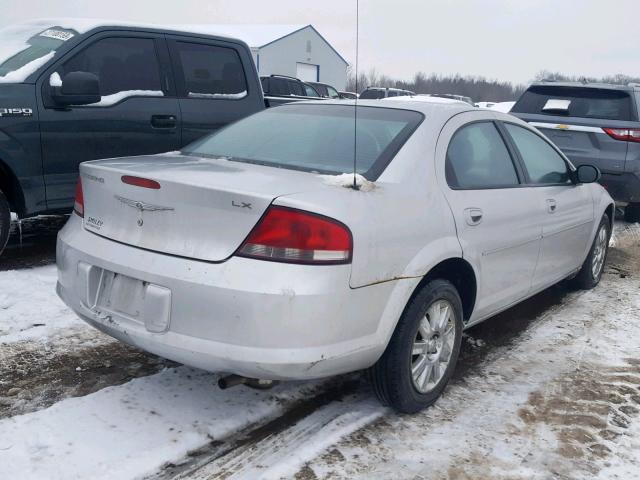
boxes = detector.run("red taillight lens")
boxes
[73,179,84,218]
[237,206,352,264]
[121,175,161,189]
[603,128,640,143]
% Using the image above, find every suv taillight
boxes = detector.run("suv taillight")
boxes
[237,206,352,264]
[73,179,84,217]
[603,128,640,143]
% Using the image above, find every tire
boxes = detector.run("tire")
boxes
[624,203,640,223]
[370,279,463,414]
[573,213,610,290]
[0,189,10,256]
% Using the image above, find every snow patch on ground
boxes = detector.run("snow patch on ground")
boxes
[0,265,86,343]
[320,173,376,192]
[0,368,326,480]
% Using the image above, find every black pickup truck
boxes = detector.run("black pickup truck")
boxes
[0,20,308,253]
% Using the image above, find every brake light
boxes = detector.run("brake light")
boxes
[603,128,640,143]
[121,175,161,189]
[237,206,352,264]
[73,179,84,218]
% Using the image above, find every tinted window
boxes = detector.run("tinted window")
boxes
[360,89,385,99]
[446,122,519,189]
[61,37,161,97]
[504,124,570,185]
[387,91,398,97]
[310,83,328,96]
[304,84,319,97]
[326,85,340,99]
[183,104,423,179]
[174,41,247,98]
[288,79,304,96]
[512,86,636,121]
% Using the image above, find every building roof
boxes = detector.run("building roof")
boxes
[205,24,349,65]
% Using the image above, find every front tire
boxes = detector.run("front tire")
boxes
[573,213,610,290]
[370,279,463,414]
[624,203,640,223]
[0,189,10,256]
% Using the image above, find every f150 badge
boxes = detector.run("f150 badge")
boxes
[0,108,33,118]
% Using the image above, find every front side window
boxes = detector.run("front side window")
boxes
[174,41,247,99]
[304,84,319,97]
[504,123,571,185]
[60,37,162,99]
[446,122,519,189]
[182,104,423,179]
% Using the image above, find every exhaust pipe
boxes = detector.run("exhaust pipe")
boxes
[218,374,278,390]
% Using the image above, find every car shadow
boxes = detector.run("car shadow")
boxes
[1,215,68,271]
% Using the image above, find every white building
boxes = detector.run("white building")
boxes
[207,25,349,90]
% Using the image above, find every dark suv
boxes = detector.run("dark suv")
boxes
[512,81,640,222]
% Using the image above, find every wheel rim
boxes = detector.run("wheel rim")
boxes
[411,299,456,394]
[591,224,608,279]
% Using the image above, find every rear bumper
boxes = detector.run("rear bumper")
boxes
[56,215,394,380]
[599,172,640,204]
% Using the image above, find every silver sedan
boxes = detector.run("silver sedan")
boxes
[56,99,614,413]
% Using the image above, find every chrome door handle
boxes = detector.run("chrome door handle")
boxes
[547,199,557,213]
[464,208,484,226]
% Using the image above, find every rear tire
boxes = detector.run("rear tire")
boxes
[573,213,610,290]
[0,189,10,256]
[624,203,640,223]
[370,279,463,414]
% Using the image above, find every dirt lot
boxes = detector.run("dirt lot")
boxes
[0,218,638,479]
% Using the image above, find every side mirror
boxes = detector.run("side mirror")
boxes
[52,71,101,106]
[576,164,601,184]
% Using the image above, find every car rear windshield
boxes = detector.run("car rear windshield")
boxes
[512,86,637,121]
[182,104,423,179]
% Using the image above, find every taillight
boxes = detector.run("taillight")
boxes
[603,128,640,143]
[237,206,352,264]
[121,175,161,189]
[73,179,84,218]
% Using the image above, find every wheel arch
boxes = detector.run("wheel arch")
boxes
[0,157,26,216]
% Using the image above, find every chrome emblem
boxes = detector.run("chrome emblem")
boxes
[115,195,174,226]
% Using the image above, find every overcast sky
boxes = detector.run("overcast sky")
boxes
[1,0,637,85]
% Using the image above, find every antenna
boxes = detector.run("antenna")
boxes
[352,0,360,190]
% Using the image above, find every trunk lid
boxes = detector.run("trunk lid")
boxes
[79,153,326,262]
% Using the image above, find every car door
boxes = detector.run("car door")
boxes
[437,112,543,321]
[167,36,263,145]
[501,122,594,288]
[38,31,180,210]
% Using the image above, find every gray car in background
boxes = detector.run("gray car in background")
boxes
[512,81,640,222]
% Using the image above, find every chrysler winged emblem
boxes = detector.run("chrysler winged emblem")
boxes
[115,195,174,226]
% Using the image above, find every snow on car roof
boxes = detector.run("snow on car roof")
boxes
[10,19,307,47]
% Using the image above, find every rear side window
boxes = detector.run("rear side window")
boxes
[360,89,385,100]
[288,79,304,96]
[173,41,247,99]
[183,104,423,179]
[504,124,571,185]
[512,86,636,121]
[326,85,340,99]
[61,37,161,97]
[446,122,519,189]
[311,83,328,97]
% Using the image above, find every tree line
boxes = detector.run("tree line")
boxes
[345,69,640,102]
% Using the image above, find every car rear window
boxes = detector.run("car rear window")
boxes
[512,86,636,121]
[182,104,423,179]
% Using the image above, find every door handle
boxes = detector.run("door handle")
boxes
[546,199,557,213]
[464,208,484,226]
[151,115,176,129]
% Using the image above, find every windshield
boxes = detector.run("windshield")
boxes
[183,104,423,179]
[0,23,76,83]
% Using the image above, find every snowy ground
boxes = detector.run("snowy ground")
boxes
[0,218,638,479]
